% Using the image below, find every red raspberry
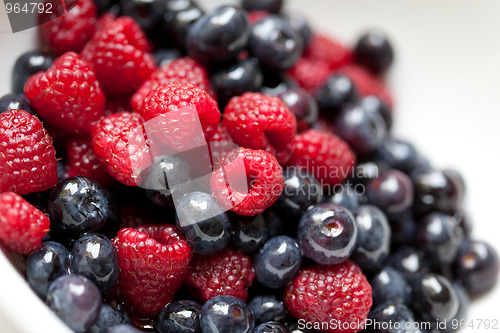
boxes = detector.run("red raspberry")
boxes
[91,112,151,186]
[82,17,156,97]
[0,192,50,255]
[112,225,192,318]
[39,0,97,55]
[0,109,58,195]
[288,129,356,187]
[222,92,297,165]
[65,136,113,185]
[304,34,352,70]
[131,57,215,111]
[211,148,284,216]
[287,58,332,93]
[284,261,372,333]
[185,247,254,302]
[211,124,233,143]
[24,52,105,134]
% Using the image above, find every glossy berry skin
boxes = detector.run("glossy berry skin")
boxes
[160,0,204,49]
[388,247,430,282]
[200,295,255,333]
[370,266,411,307]
[86,303,130,333]
[453,240,499,295]
[297,203,358,265]
[176,191,231,255]
[354,30,394,74]
[366,170,413,215]
[248,295,287,325]
[277,88,318,132]
[373,138,417,174]
[256,322,289,333]
[360,95,392,130]
[367,302,418,333]
[248,15,302,71]
[12,50,53,94]
[26,241,70,299]
[388,210,418,246]
[119,0,163,36]
[284,12,312,47]
[440,283,469,333]
[46,274,102,333]
[105,324,143,333]
[0,93,34,115]
[48,176,111,238]
[351,205,391,272]
[316,74,358,116]
[70,233,119,294]
[323,185,360,211]
[231,214,269,254]
[254,236,302,289]
[156,300,201,333]
[241,0,283,13]
[187,5,250,64]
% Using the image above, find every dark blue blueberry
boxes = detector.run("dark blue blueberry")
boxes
[93,0,117,14]
[264,210,286,238]
[46,274,102,333]
[57,159,67,182]
[86,303,131,333]
[200,295,254,333]
[241,0,283,13]
[453,240,499,295]
[441,283,469,333]
[187,5,250,64]
[274,167,322,221]
[161,0,204,49]
[297,203,358,265]
[277,88,318,133]
[176,191,231,255]
[354,30,394,74]
[316,74,358,117]
[156,300,201,333]
[120,0,163,36]
[322,184,360,212]
[260,73,297,96]
[70,233,119,294]
[351,205,391,271]
[256,322,289,333]
[370,266,412,307]
[248,15,302,71]
[388,210,418,246]
[254,236,302,289]
[231,214,268,254]
[12,50,53,94]
[248,295,287,324]
[367,302,418,333]
[334,102,388,154]
[388,247,430,282]
[105,325,143,333]
[409,154,432,182]
[0,93,34,115]
[360,95,392,131]
[452,209,472,238]
[283,12,312,47]
[26,241,69,299]
[153,48,183,67]
[351,160,390,186]
[210,58,263,105]
[374,138,417,174]
[366,170,413,215]
[48,176,112,238]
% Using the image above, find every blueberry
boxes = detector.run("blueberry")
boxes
[156,300,201,333]
[441,283,469,333]
[274,167,322,221]
[248,295,287,324]
[453,240,499,295]
[351,160,389,186]
[354,30,394,74]
[176,191,231,255]
[210,58,263,105]
[120,0,163,36]
[360,95,392,131]
[200,295,254,333]
[316,74,358,117]
[93,0,117,14]
[323,184,360,211]
[256,322,289,333]
[46,274,102,333]
[284,321,320,333]
[283,12,312,47]
[264,210,286,238]
[48,176,112,238]
[0,93,34,115]
[366,170,413,215]
[388,210,418,246]
[57,159,67,182]
[373,138,417,174]
[26,241,69,299]
[388,247,430,282]
[254,236,302,289]
[154,48,183,67]
[248,15,302,71]
[187,5,250,64]
[241,0,283,14]
[161,0,204,49]
[297,203,358,265]
[367,302,418,333]
[351,205,391,271]
[370,266,412,307]
[105,325,143,333]
[260,73,298,96]
[277,88,318,133]
[12,50,53,94]
[86,303,131,333]
[70,233,119,294]
[231,214,269,254]
[452,209,472,238]
[334,102,388,154]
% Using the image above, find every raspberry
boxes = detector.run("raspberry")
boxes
[24,52,105,134]
[131,57,215,111]
[287,58,332,93]
[185,247,254,302]
[0,109,58,195]
[211,148,284,216]
[39,0,97,55]
[91,112,151,186]
[112,225,192,318]
[303,34,352,70]
[222,92,297,165]
[288,129,356,187]
[284,261,372,333]
[65,136,113,185]
[211,124,234,143]
[0,192,50,255]
[81,17,156,97]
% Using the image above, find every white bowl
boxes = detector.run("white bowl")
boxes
[1,0,500,332]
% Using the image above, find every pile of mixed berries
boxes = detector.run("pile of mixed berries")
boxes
[0,0,499,332]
